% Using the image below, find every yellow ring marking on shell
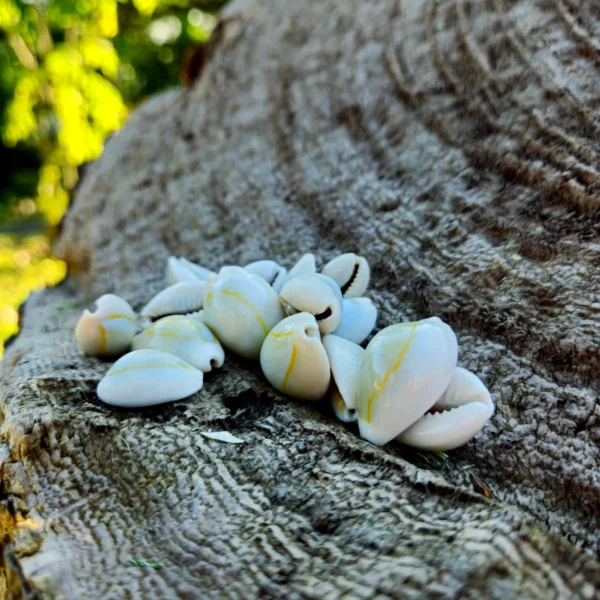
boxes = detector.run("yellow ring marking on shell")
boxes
[365,321,417,423]
[282,342,297,392]
[98,323,107,353]
[220,290,269,335]
[105,313,136,322]
[107,361,196,377]
[151,331,210,341]
[269,329,293,339]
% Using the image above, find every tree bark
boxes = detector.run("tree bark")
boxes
[1,0,600,597]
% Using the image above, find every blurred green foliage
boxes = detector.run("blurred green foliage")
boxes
[0,0,227,355]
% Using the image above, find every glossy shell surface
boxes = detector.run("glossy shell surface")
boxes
[97,349,204,407]
[260,313,330,401]
[332,297,377,344]
[357,317,458,445]
[397,367,494,450]
[75,294,137,357]
[322,334,363,410]
[203,266,286,359]
[132,315,224,372]
[279,273,343,334]
[141,281,206,319]
[322,253,370,298]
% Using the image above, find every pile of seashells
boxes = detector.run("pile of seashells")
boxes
[75,253,494,451]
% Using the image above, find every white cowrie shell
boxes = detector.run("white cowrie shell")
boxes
[244,260,288,293]
[141,281,206,319]
[203,266,286,359]
[396,367,494,451]
[331,387,358,423]
[279,273,343,334]
[75,294,137,357]
[97,349,204,407]
[357,317,458,446]
[322,253,370,298]
[431,367,493,412]
[322,334,363,410]
[287,253,316,279]
[332,297,377,344]
[166,256,198,285]
[260,313,330,401]
[132,315,224,373]
[186,309,205,322]
[179,258,216,281]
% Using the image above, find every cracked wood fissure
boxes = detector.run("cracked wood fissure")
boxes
[1,0,600,597]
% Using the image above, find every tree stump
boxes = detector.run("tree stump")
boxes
[1,0,599,597]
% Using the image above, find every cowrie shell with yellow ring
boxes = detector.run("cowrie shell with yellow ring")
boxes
[75,294,137,357]
[260,312,330,401]
[97,349,204,407]
[357,317,458,446]
[203,266,285,359]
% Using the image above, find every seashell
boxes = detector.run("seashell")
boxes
[322,253,370,298]
[141,281,206,319]
[279,273,343,334]
[357,317,458,446]
[332,297,377,344]
[396,367,494,451]
[331,387,358,423]
[75,294,137,357]
[186,309,205,322]
[132,315,224,372]
[260,313,330,401]
[244,260,288,293]
[97,349,204,407]
[203,266,286,359]
[179,258,216,281]
[432,367,492,412]
[322,334,363,410]
[166,256,198,285]
[200,431,245,444]
[287,253,316,279]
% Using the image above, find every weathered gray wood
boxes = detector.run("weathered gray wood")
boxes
[1,0,600,597]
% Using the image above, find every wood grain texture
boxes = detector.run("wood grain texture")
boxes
[1,0,600,597]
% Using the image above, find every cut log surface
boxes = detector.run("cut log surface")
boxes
[2,0,600,597]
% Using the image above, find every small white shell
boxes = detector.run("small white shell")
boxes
[203,266,286,359]
[332,297,377,344]
[322,253,370,298]
[287,253,316,279]
[132,315,224,373]
[200,431,244,444]
[331,387,358,423]
[97,349,204,407]
[322,334,364,410]
[357,317,458,446]
[141,281,206,319]
[186,309,205,322]
[166,256,198,285]
[279,273,343,334]
[260,313,330,401]
[396,367,494,451]
[244,260,288,293]
[75,294,137,357]
[432,367,493,411]
[179,258,216,281]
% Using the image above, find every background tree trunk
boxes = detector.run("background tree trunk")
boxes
[1,0,600,597]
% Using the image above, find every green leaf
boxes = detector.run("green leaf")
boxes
[56,302,77,311]
[128,559,163,569]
